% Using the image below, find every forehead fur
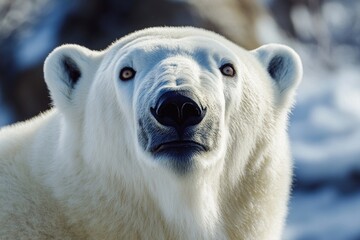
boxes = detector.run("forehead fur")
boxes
[106,27,246,56]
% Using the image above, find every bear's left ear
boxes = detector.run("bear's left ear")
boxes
[252,44,302,107]
[44,44,97,113]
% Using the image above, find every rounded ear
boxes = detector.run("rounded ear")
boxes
[252,44,303,107]
[44,44,95,113]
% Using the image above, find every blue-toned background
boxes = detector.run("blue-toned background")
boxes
[1,0,359,239]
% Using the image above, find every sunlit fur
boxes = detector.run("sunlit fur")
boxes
[0,27,302,239]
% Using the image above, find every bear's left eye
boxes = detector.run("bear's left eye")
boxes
[119,67,136,81]
[220,63,236,77]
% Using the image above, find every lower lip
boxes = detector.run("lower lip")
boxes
[152,141,207,154]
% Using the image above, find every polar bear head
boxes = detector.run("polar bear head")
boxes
[44,27,301,185]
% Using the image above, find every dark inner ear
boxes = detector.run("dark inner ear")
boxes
[267,55,286,82]
[62,56,81,88]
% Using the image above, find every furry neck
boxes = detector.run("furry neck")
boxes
[141,162,226,239]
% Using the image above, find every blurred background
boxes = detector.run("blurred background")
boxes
[0,0,359,239]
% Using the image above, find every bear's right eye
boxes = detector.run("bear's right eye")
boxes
[119,67,136,81]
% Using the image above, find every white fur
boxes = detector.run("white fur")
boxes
[0,27,302,239]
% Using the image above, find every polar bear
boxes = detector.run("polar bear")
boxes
[0,27,302,239]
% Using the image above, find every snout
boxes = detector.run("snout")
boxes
[148,90,208,157]
[137,89,220,173]
[150,91,206,131]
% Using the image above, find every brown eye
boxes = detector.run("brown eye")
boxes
[220,63,236,77]
[120,67,136,81]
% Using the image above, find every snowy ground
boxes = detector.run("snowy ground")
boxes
[286,189,360,240]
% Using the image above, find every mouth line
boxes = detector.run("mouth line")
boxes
[151,140,207,154]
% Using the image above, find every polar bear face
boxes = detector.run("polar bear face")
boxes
[44,27,301,179]
[120,37,238,174]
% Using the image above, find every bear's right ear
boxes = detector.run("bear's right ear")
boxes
[44,44,95,112]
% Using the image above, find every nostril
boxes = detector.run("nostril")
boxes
[157,102,178,117]
[182,102,199,118]
[157,102,181,124]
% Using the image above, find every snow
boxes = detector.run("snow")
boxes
[0,0,48,38]
[283,17,360,240]
[290,48,360,183]
[291,5,315,40]
[14,0,77,70]
[0,0,77,127]
[268,0,360,238]
[285,189,360,240]
[322,1,350,31]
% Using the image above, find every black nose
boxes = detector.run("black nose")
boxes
[151,91,206,128]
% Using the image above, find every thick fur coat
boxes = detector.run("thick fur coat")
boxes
[0,27,302,239]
